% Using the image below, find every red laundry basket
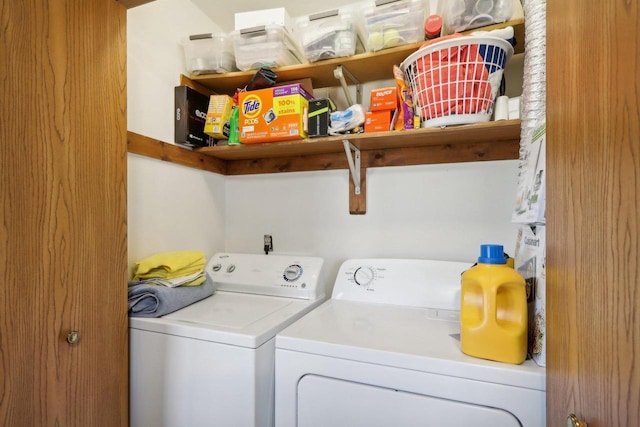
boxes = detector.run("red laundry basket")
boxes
[401,36,514,127]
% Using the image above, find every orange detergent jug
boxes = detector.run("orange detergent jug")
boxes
[460,244,528,364]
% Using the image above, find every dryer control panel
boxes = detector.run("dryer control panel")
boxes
[206,253,325,300]
[332,258,473,311]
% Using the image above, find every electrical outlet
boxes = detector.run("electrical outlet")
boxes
[264,235,273,254]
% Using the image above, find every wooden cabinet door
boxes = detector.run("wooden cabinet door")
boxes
[0,1,128,425]
[547,2,640,426]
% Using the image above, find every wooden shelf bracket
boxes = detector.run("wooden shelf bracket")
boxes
[333,65,362,105]
[343,140,361,195]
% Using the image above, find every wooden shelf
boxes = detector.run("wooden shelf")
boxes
[128,119,521,213]
[190,19,525,95]
[197,119,521,162]
[129,120,520,170]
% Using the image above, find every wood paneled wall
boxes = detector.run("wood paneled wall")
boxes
[0,0,128,425]
[547,1,640,425]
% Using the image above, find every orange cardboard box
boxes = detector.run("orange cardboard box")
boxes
[365,110,391,133]
[370,86,397,111]
[238,85,310,144]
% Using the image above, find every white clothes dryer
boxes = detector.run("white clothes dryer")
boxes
[275,258,546,427]
[129,253,327,427]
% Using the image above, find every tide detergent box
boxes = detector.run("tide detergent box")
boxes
[239,85,311,144]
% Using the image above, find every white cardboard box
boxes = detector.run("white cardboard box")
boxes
[513,123,546,224]
[515,224,546,367]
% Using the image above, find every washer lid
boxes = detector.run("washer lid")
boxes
[276,299,545,391]
[164,292,291,328]
[130,291,326,348]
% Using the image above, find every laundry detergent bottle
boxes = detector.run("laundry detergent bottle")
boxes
[460,244,528,364]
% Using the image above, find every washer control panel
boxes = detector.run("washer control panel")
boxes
[353,266,375,286]
[333,258,473,311]
[206,253,325,300]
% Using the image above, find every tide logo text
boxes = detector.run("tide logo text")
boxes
[242,96,262,118]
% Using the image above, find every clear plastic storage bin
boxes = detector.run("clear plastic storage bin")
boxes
[232,25,304,71]
[358,0,427,52]
[440,0,515,35]
[295,10,360,62]
[182,33,237,75]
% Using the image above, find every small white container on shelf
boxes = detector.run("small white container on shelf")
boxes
[358,0,427,52]
[295,9,361,63]
[182,33,237,75]
[232,25,304,72]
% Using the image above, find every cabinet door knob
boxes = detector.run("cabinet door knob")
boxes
[567,414,588,427]
[66,331,80,345]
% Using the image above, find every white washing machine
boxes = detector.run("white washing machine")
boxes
[129,253,327,427]
[275,258,546,427]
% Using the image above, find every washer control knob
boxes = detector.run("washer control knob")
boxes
[354,266,375,286]
[283,264,303,282]
[226,264,236,273]
[211,264,222,272]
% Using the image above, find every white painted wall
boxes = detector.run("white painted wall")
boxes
[225,161,519,290]
[127,0,522,285]
[127,0,226,275]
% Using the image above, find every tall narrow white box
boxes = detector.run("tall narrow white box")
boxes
[513,123,546,224]
[515,224,546,367]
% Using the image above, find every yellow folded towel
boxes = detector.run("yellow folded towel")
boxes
[133,251,205,281]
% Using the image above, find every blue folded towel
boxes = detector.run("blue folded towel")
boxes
[128,276,215,318]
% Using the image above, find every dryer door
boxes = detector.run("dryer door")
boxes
[298,375,521,427]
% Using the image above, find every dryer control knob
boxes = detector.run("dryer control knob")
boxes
[354,266,375,286]
[284,264,303,282]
